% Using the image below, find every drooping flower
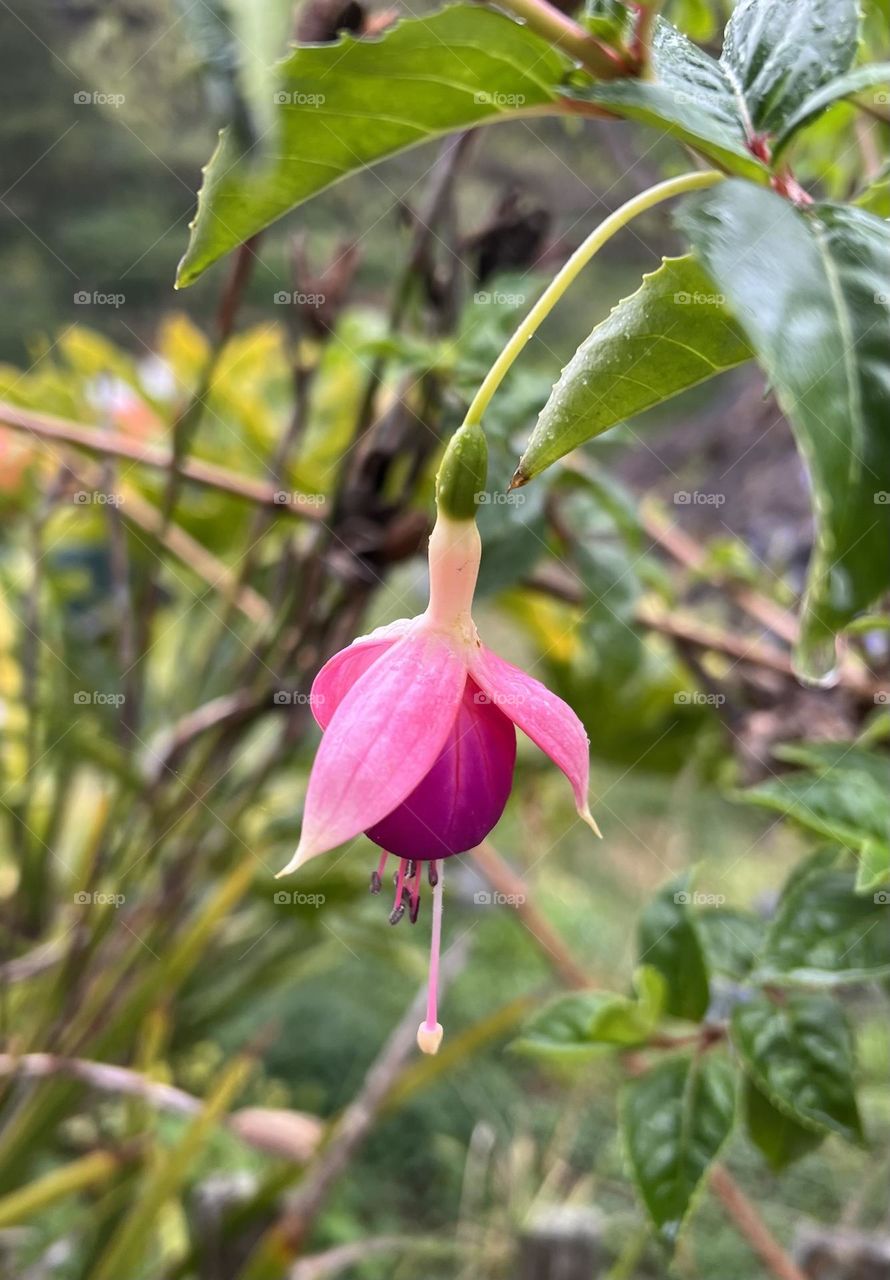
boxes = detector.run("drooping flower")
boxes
[277,424,599,1054]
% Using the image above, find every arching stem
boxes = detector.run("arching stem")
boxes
[462,169,725,433]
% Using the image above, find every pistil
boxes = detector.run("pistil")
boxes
[417,860,444,1055]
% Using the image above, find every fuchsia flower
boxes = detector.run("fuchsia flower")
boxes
[278,425,599,1054]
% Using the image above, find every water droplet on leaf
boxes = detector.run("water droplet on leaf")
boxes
[792,630,840,689]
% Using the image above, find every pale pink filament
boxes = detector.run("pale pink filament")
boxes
[424,860,443,1032]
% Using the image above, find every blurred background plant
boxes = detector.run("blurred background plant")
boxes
[1,1,889,1278]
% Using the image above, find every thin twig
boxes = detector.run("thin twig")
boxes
[349,129,475,449]
[710,1164,808,1280]
[0,1054,322,1163]
[638,498,800,646]
[472,840,597,989]
[494,0,633,75]
[290,1235,457,1280]
[525,570,880,697]
[467,848,805,1280]
[100,443,138,745]
[266,938,470,1255]
[143,689,269,782]
[0,1052,207,1116]
[70,456,272,625]
[161,237,260,530]
[0,402,324,518]
[0,938,65,982]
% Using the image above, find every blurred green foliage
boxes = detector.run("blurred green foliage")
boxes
[1,0,889,1277]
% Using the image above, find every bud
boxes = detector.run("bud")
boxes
[435,422,488,521]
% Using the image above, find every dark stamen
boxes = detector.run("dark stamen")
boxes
[428,863,439,887]
[409,895,421,924]
[388,857,409,925]
[369,871,382,894]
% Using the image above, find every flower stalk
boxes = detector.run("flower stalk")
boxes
[460,170,725,447]
[495,0,633,77]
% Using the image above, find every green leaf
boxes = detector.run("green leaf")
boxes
[855,168,890,218]
[758,866,890,985]
[178,0,296,143]
[638,876,710,1022]
[622,1053,736,1247]
[668,0,718,43]
[739,746,890,855]
[772,742,890,784]
[177,5,570,285]
[573,20,767,179]
[513,966,666,1059]
[583,0,633,43]
[575,0,859,177]
[744,1075,824,1172]
[695,908,765,980]
[513,255,752,483]
[758,865,890,983]
[721,0,860,137]
[856,841,890,894]
[731,993,862,1143]
[678,184,890,658]
[512,993,625,1061]
[774,63,890,155]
